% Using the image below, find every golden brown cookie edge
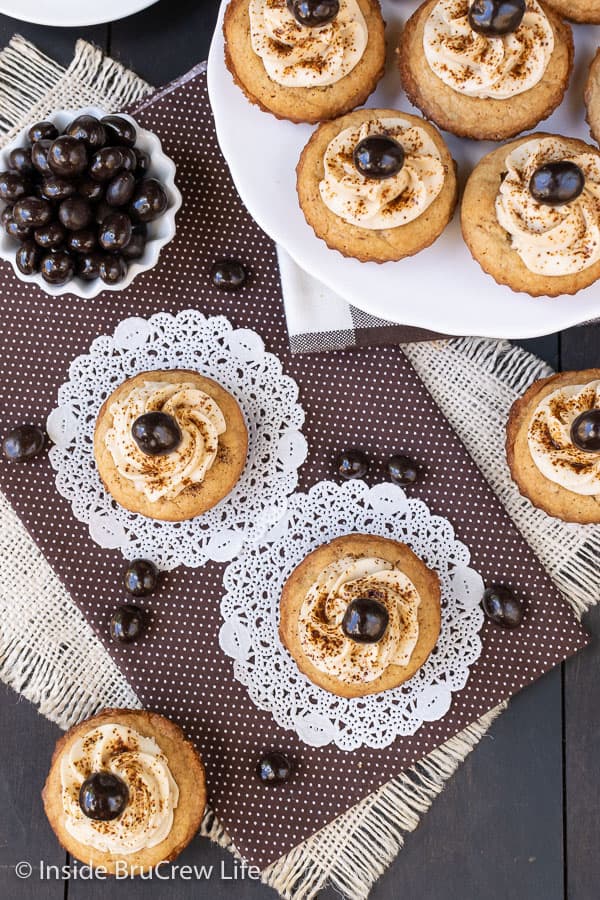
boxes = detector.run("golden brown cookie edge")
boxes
[93,369,248,522]
[42,708,207,875]
[398,0,574,142]
[296,107,458,263]
[506,369,600,524]
[223,0,386,124]
[460,133,600,297]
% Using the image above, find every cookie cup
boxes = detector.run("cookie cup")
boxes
[223,0,386,124]
[279,534,442,698]
[461,134,600,298]
[94,368,248,522]
[398,0,573,141]
[545,0,600,23]
[42,709,207,875]
[506,370,600,524]
[296,108,457,262]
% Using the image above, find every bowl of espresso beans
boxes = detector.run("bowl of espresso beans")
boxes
[0,108,181,297]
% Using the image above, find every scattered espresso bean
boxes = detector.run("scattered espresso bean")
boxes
[387,454,419,486]
[210,259,247,291]
[336,448,369,480]
[256,751,294,785]
[110,603,146,644]
[482,584,524,629]
[124,559,159,596]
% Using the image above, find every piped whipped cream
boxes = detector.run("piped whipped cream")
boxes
[528,380,600,495]
[60,723,179,855]
[105,380,226,503]
[423,0,554,100]
[319,117,445,229]
[496,138,600,276]
[297,555,421,684]
[248,0,368,87]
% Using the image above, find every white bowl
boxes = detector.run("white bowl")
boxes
[0,107,182,298]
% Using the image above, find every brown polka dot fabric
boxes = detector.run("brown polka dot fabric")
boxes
[0,66,589,868]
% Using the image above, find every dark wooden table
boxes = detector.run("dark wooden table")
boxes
[0,2,598,897]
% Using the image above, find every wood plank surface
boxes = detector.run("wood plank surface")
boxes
[560,323,600,900]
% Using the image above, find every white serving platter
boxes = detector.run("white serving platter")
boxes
[207,0,600,337]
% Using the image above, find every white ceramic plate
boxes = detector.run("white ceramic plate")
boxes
[0,0,157,27]
[207,1,600,338]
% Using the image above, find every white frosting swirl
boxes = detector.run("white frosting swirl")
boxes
[423,0,554,100]
[248,0,368,87]
[528,380,600,495]
[60,723,179,855]
[105,380,226,503]
[298,555,421,684]
[495,138,600,276]
[319,117,445,229]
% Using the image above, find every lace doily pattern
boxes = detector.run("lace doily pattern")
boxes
[220,480,484,750]
[47,310,307,569]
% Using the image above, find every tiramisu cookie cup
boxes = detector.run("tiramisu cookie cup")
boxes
[296,108,457,262]
[462,134,600,297]
[585,50,600,146]
[94,369,248,522]
[399,0,573,142]
[279,534,442,698]
[42,709,206,874]
[507,370,600,524]
[223,0,386,123]
[545,0,600,23]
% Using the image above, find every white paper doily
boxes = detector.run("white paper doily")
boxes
[220,480,485,751]
[47,310,307,569]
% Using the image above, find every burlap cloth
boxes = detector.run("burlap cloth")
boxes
[0,36,599,899]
